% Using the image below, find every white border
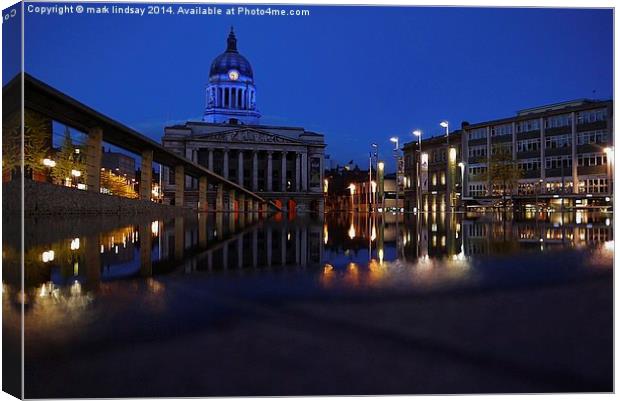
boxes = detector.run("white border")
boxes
[0,1,616,401]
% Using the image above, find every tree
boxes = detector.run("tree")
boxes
[2,110,52,181]
[23,110,51,178]
[51,127,85,186]
[488,149,521,207]
[2,112,21,180]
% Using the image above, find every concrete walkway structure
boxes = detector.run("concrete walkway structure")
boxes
[3,73,280,213]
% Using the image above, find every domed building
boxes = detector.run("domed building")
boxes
[162,28,326,214]
[203,28,260,125]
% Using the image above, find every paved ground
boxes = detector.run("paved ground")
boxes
[24,270,612,398]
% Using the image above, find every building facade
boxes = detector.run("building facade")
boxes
[403,133,463,212]
[460,99,613,207]
[324,167,403,212]
[162,29,325,213]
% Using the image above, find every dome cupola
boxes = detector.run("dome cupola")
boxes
[203,27,260,125]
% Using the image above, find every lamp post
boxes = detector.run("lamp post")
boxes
[377,161,385,211]
[413,130,422,213]
[440,121,449,146]
[390,136,400,213]
[371,143,379,212]
[349,183,356,212]
[458,161,465,210]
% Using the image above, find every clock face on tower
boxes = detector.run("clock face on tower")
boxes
[228,70,239,81]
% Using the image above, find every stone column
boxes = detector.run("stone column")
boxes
[295,153,301,192]
[301,152,308,191]
[228,189,236,212]
[86,127,103,192]
[208,149,214,171]
[223,149,229,179]
[238,193,246,213]
[300,227,307,267]
[266,226,273,267]
[252,151,259,191]
[139,223,152,276]
[198,176,208,212]
[140,149,153,200]
[252,229,258,268]
[84,235,102,291]
[267,151,273,191]
[238,150,244,185]
[237,234,244,269]
[174,217,184,260]
[175,165,184,207]
[216,183,224,211]
[281,227,287,266]
[281,151,288,192]
[199,213,207,248]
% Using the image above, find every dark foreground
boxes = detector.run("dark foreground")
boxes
[3,211,614,396]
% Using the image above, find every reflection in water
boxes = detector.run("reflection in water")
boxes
[0,210,612,351]
[2,211,614,309]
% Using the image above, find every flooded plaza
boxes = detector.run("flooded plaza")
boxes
[3,210,613,397]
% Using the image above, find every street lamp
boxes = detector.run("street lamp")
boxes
[349,183,356,212]
[413,130,422,213]
[440,121,449,146]
[458,162,465,207]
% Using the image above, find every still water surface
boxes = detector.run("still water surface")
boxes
[2,210,614,396]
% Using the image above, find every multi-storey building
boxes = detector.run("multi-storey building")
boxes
[403,132,463,212]
[460,99,613,207]
[162,29,326,213]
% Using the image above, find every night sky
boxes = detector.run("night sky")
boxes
[6,3,613,171]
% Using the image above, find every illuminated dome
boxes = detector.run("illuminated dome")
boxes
[203,28,260,125]
[209,28,254,82]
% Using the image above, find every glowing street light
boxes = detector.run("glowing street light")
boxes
[71,170,81,177]
[42,158,56,167]
[390,136,399,151]
[440,120,449,145]
[413,130,423,213]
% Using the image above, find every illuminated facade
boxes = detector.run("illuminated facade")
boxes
[162,29,325,213]
[460,99,613,207]
[402,133,463,212]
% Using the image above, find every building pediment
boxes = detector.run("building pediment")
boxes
[193,128,304,145]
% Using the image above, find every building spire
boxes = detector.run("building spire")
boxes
[227,26,238,53]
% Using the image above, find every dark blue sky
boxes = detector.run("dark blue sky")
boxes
[12,3,614,171]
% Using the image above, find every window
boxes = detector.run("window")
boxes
[579,178,608,193]
[577,109,607,124]
[545,155,572,169]
[577,130,609,145]
[545,114,572,129]
[491,143,512,156]
[490,124,512,137]
[431,150,446,163]
[516,138,540,153]
[431,173,437,186]
[469,183,487,197]
[516,119,540,133]
[545,134,571,149]
[468,165,487,178]
[518,158,541,171]
[577,153,607,167]
[440,172,446,185]
[468,145,487,159]
[518,182,539,195]
[469,127,487,140]
[546,180,573,193]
